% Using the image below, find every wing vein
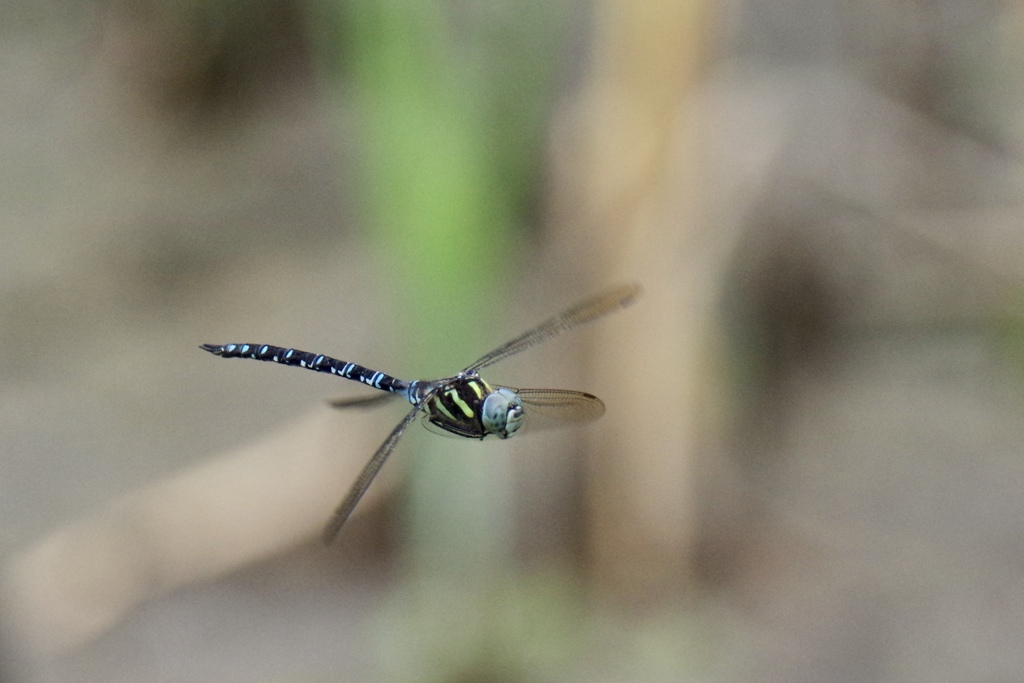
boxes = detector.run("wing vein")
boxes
[322,406,420,544]
[464,283,640,373]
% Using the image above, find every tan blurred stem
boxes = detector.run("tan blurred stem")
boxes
[553,0,733,598]
[2,408,384,656]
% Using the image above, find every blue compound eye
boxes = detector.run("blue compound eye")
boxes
[481,388,525,438]
[503,399,525,437]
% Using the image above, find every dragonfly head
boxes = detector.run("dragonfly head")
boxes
[481,388,525,439]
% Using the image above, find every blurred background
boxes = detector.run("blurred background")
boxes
[3,0,1024,681]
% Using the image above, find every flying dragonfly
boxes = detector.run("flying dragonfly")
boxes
[201,282,640,543]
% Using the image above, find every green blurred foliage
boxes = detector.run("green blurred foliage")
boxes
[307,0,571,339]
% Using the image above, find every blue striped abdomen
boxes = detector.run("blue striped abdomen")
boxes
[200,343,411,397]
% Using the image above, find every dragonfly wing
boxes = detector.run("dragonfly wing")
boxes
[463,283,640,373]
[322,405,420,544]
[327,393,401,410]
[514,388,606,434]
[420,415,482,439]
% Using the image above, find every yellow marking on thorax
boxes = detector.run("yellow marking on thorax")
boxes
[467,380,485,399]
[447,388,475,418]
[431,395,456,421]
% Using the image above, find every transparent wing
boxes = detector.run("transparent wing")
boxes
[463,282,640,374]
[514,388,606,434]
[322,406,420,544]
[420,415,481,439]
[327,393,401,410]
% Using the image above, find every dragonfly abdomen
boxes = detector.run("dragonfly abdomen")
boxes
[200,343,411,396]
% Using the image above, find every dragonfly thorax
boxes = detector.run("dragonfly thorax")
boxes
[421,377,523,440]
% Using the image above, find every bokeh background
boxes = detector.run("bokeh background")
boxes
[3,0,1024,681]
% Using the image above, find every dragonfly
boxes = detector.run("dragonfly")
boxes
[201,282,639,543]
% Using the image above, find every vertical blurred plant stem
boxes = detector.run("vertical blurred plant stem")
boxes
[340,0,508,577]
[309,0,567,582]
